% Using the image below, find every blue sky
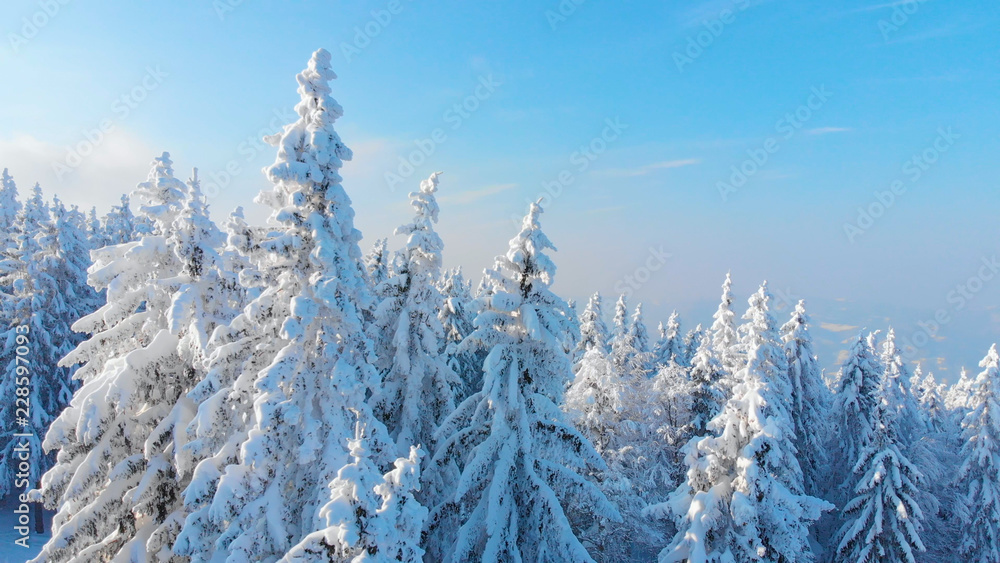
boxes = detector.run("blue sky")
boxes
[1,0,998,381]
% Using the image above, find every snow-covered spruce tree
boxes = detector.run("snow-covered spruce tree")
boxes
[177,49,397,562]
[104,194,142,245]
[439,267,481,400]
[679,323,705,368]
[27,153,200,562]
[653,310,682,369]
[626,303,651,364]
[946,367,975,413]
[710,272,741,382]
[86,206,110,251]
[834,381,926,563]
[0,193,64,498]
[364,237,391,289]
[0,168,22,285]
[611,300,652,381]
[685,332,726,437]
[562,298,582,356]
[280,424,427,563]
[368,171,460,459]
[139,171,247,558]
[650,283,830,563]
[611,293,629,346]
[780,299,831,496]
[880,328,924,445]
[566,338,663,561]
[573,292,611,364]
[913,371,947,434]
[831,334,884,492]
[955,344,1000,563]
[428,202,620,563]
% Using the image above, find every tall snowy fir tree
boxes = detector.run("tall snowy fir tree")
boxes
[0,168,22,287]
[685,332,726,437]
[280,425,427,563]
[955,344,1000,563]
[880,328,924,445]
[573,292,611,363]
[650,283,830,563]
[439,267,480,400]
[428,202,620,563]
[611,294,629,346]
[709,272,740,380]
[831,334,884,495]
[679,323,704,368]
[946,367,975,413]
[566,292,662,560]
[780,300,830,496]
[28,153,202,562]
[0,185,75,499]
[104,194,141,245]
[176,49,401,562]
[834,377,926,563]
[364,237,391,289]
[368,171,460,461]
[653,311,682,368]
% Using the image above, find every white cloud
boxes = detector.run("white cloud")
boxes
[820,322,859,332]
[597,158,701,178]
[0,129,156,212]
[806,127,852,136]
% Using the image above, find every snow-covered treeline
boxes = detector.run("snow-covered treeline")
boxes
[1,49,998,563]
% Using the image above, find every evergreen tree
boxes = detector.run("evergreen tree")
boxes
[780,300,830,496]
[566,340,662,561]
[832,334,884,491]
[103,194,141,245]
[611,294,629,346]
[651,283,830,563]
[368,171,460,459]
[573,292,611,363]
[685,332,726,436]
[439,267,480,399]
[653,310,682,368]
[917,371,947,434]
[86,206,110,250]
[428,202,619,562]
[955,344,1000,563]
[29,153,205,562]
[710,272,740,379]
[946,367,975,413]
[0,168,22,287]
[880,328,924,444]
[364,237,391,289]
[177,49,394,562]
[280,425,427,563]
[679,323,705,368]
[834,381,926,563]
